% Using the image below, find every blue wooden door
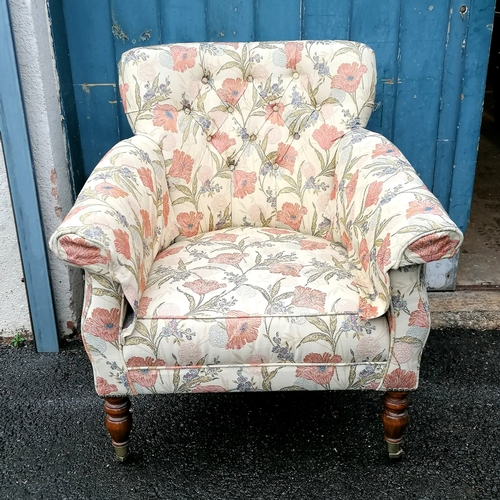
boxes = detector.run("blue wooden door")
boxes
[54,0,495,232]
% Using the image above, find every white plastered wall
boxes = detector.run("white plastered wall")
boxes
[4,0,83,338]
[0,139,31,337]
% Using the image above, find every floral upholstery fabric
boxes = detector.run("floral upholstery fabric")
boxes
[123,227,390,393]
[50,40,463,397]
[49,135,179,314]
[329,128,462,318]
[76,247,429,396]
[119,41,376,241]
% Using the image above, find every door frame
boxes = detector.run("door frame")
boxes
[0,0,59,352]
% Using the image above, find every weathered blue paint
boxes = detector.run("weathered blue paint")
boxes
[449,0,496,231]
[207,0,256,42]
[433,1,472,213]
[255,0,302,41]
[303,0,350,40]
[46,0,86,195]
[0,0,59,352]
[63,1,121,178]
[161,0,208,43]
[59,0,495,233]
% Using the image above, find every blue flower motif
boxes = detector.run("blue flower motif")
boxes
[391,292,408,313]
[160,320,194,341]
[84,227,105,239]
[360,365,375,378]
[260,162,272,176]
[236,368,253,391]
[314,61,329,76]
[183,369,199,382]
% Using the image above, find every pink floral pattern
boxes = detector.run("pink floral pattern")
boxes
[277,202,307,231]
[312,124,344,150]
[169,150,194,183]
[285,41,303,69]
[225,312,261,350]
[152,104,178,132]
[331,62,368,93]
[233,170,257,199]
[59,236,108,267]
[170,45,197,72]
[296,353,342,386]
[216,78,248,106]
[275,143,297,174]
[210,131,236,154]
[84,307,120,343]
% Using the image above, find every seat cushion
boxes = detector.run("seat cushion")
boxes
[122,226,389,393]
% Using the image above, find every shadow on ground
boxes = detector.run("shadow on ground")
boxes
[1,328,499,499]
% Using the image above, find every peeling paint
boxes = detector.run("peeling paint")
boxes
[112,23,128,43]
[81,83,116,93]
[108,100,117,104]
[140,29,152,41]
[50,168,62,218]
[382,78,394,85]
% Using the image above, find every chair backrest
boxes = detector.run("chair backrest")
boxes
[119,41,376,238]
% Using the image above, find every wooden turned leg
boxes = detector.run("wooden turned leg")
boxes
[382,391,409,459]
[104,397,132,462]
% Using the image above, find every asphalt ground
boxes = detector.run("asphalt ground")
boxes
[1,328,499,499]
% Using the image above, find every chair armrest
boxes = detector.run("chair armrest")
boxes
[49,134,178,312]
[330,128,463,319]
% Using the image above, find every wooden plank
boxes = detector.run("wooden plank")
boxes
[63,1,121,175]
[110,0,160,139]
[394,81,441,188]
[0,0,59,352]
[449,0,496,231]
[74,85,120,178]
[433,1,469,211]
[302,0,351,40]
[46,0,86,194]
[160,0,207,42]
[350,0,401,139]
[255,0,301,40]
[393,1,451,190]
[206,0,255,42]
[62,0,116,83]
[399,2,450,81]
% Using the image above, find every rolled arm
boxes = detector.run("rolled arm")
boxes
[49,134,178,312]
[330,128,463,319]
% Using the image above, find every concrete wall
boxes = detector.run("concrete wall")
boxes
[0,0,83,340]
[0,139,32,338]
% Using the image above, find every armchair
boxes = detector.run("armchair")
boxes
[50,40,462,460]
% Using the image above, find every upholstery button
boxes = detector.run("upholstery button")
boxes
[184,107,191,115]
[273,105,279,112]
[207,135,212,142]
[293,133,300,140]
[228,161,237,171]
[247,75,254,82]
[249,134,257,142]
[227,106,234,113]
[202,76,209,84]
[292,72,299,79]
[273,163,279,170]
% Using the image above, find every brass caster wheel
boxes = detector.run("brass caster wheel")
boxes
[387,441,405,459]
[113,444,130,462]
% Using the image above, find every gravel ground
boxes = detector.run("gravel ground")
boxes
[0,328,499,499]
